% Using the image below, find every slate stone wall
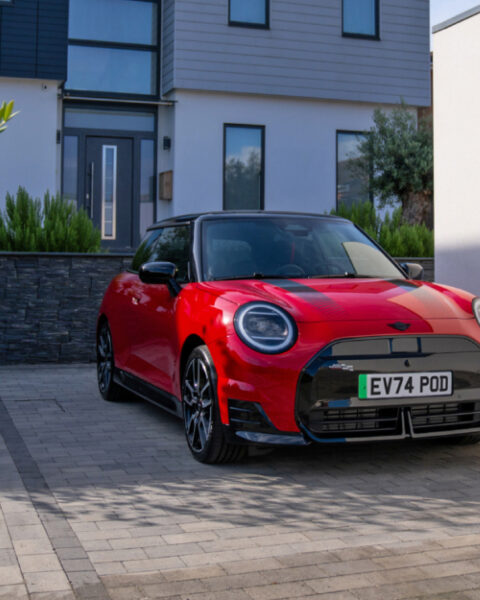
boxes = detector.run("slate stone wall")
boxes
[0,253,133,364]
[0,253,434,365]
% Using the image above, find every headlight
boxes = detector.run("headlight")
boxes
[234,302,297,354]
[473,298,480,325]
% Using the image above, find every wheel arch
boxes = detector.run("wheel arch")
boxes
[180,334,206,381]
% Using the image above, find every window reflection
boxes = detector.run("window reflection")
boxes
[343,0,377,37]
[224,126,264,210]
[337,132,370,209]
[230,0,268,25]
[64,108,155,132]
[66,46,156,95]
[69,0,157,45]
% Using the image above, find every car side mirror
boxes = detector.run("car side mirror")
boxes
[139,262,181,295]
[400,262,424,281]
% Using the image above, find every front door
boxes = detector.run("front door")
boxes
[85,137,133,249]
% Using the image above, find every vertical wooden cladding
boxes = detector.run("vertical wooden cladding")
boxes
[167,0,431,107]
[0,0,68,80]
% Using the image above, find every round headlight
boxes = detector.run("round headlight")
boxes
[473,298,480,325]
[234,302,297,354]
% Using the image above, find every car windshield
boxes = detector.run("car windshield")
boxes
[201,216,404,281]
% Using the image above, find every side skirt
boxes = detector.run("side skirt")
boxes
[114,368,183,418]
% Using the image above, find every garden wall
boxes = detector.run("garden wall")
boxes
[0,254,434,364]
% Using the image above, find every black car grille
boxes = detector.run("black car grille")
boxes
[410,401,480,434]
[228,399,278,434]
[305,406,402,439]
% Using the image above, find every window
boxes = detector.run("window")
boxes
[229,0,269,28]
[336,131,370,210]
[66,0,158,97]
[224,125,265,210]
[132,227,191,281]
[343,0,379,39]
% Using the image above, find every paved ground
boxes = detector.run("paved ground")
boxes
[1,366,480,599]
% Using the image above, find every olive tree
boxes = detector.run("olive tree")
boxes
[355,103,433,227]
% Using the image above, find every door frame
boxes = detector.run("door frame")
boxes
[62,102,157,250]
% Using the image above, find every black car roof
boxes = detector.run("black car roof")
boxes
[148,211,349,230]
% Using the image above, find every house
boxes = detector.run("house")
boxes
[433,6,480,294]
[0,0,431,251]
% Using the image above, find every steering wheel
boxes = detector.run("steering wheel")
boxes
[275,264,306,277]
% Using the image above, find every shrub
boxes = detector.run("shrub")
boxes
[0,187,101,253]
[331,201,433,257]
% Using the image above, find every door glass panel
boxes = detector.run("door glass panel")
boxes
[102,146,117,239]
[69,0,157,45]
[337,132,370,209]
[224,125,264,210]
[66,46,156,95]
[62,136,78,203]
[140,139,155,237]
[64,108,155,132]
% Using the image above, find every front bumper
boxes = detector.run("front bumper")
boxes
[226,335,480,446]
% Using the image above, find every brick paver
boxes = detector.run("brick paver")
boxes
[1,364,480,599]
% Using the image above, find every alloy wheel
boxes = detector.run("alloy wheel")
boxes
[183,357,214,452]
[97,325,114,395]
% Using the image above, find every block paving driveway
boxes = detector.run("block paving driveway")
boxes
[1,365,480,600]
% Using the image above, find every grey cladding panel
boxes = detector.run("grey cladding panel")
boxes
[162,0,175,94]
[164,0,430,106]
[0,0,68,80]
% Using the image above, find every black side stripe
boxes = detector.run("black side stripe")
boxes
[264,279,345,314]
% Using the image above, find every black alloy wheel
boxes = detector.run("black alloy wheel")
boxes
[96,321,127,402]
[182,345,245,463]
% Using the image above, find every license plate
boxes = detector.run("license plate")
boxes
[358,372,453,400]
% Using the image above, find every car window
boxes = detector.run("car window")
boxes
[150,226,191,283]
[131,229,163,272]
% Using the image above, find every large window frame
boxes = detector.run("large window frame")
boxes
[228,0,270,29]
[65,0,161,100]
[342,0,379,40]
[336,130,372,211]
[61,102,158,247]
[223,124,266,211]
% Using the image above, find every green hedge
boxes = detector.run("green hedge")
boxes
[332,201,433,258]
[0,188,101,253]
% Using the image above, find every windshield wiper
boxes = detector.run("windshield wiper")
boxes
[211,273,293,282]
[309,273,376,279]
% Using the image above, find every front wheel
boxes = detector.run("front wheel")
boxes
[182,345,245,464]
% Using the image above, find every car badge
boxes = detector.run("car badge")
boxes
[389,322,411,331]
[329,363,354,372]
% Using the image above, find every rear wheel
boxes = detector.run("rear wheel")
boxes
[97,321,128,402]
[182,345,246,464]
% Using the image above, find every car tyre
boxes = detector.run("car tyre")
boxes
[97,321,129,402]
[182,345,246,464]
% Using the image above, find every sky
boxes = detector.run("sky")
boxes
[430,0,480,28]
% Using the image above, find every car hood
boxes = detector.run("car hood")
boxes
[198,278,475,323]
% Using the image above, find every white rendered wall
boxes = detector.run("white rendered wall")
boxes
[0,78,61,210]
[434,14,480,294]
[170,90,396,217]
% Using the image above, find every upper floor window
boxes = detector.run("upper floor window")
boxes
[229,0,269,28]
[65,0,158,97]
[343,0,379,39]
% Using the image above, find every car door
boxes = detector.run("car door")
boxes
[126,225,191,394]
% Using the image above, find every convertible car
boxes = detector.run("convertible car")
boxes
[97,212,480,463]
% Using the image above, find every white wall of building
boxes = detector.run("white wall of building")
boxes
[170,90,395,218]
[0,78,61,210]
[434,13,480,294]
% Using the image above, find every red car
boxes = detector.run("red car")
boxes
[97,212,480,463]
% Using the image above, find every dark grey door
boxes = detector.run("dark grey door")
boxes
[85,137,133,250]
